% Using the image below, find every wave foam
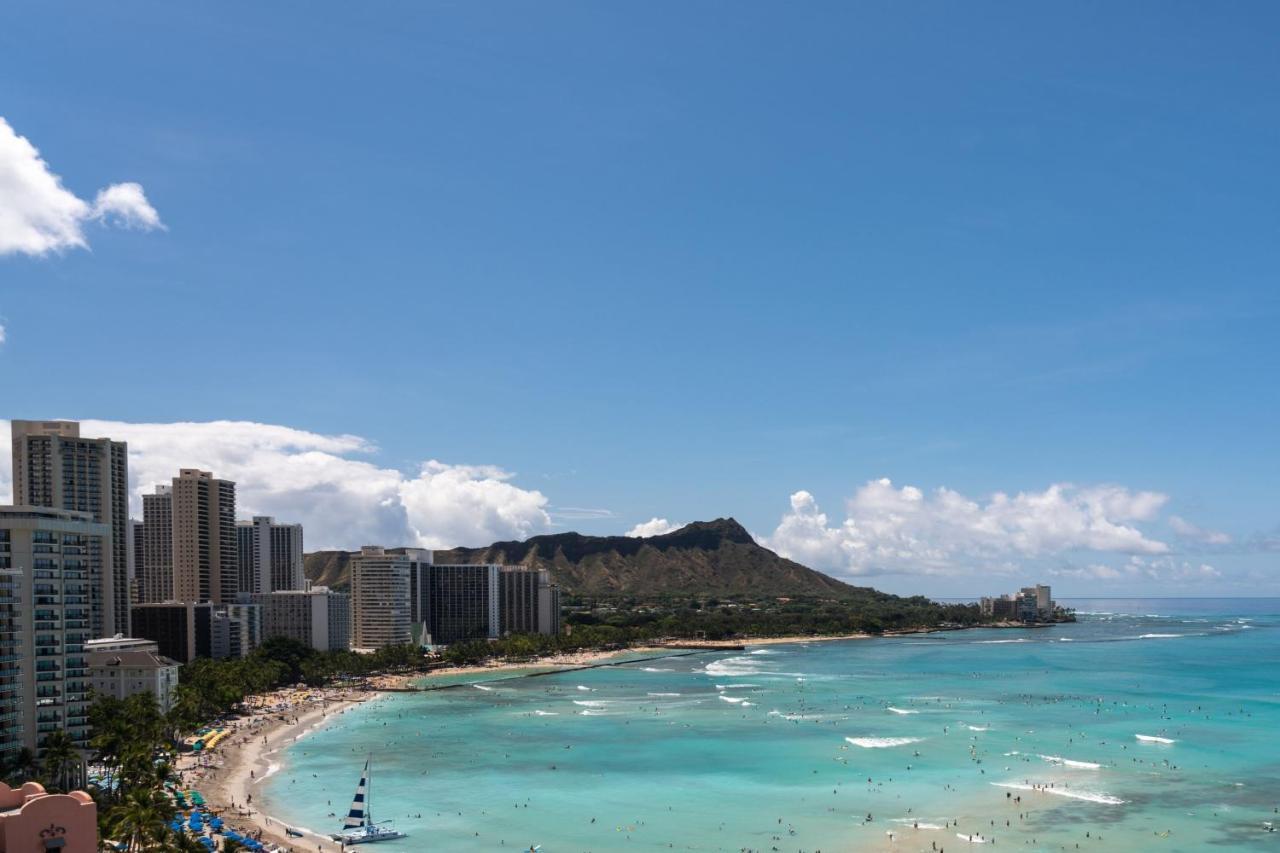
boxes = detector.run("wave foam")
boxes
[956,833,989,843]
[846,736,924,749]
[647,692,681,697]
[1139,633,1183,639]
[719,695,746,704]
[533,710,558,716]
[572,699,609,707]
[992,782,1125,805]
[1037,754,1102,770]
[887,707,919,715]
[1135,734,1176,744]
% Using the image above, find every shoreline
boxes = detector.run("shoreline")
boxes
[181,683,402,852]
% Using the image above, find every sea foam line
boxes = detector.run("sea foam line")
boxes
[991,782,1125,805]
[846,736,923,749]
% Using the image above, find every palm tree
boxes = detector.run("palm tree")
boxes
[106,787,171,852]
[1,746,37,785]
[38,730,80,792]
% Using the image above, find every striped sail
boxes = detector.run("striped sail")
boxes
[344,759,370,828]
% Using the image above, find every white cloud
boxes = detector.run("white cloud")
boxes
[90,182,164,231]
[0,419,551,551]
[1168,515,1231,545]
[1050,556,1221,584]
[626,517,684,538]
[765,479,1171,577]
[0,116,163,257]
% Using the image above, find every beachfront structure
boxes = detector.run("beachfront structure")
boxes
[351,546,415,651]
[499,567,561,636]
[980,584,1057,622]
[0,569,21,765]
[420,563,501,645]
[327,586,352,651]
[171,469,239,604]
[10,420,131,637]
[236,515,304,594]
[130,600,259,663]
[239,585,351,651]
[0,781,98,853]
[0,506,107,753]
[211,603,261,660]
[138,485,173,603]
[86,637,180,712]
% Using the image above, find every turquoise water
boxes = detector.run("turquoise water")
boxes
[262,599,1280,852]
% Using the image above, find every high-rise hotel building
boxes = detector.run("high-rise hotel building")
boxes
[236,516,304,594]
[138,486,173,603]
[171,469,238,604]
[0,567,21,764]
[0,506,108,753]
[10,420,131,637]
[350,546,417,651]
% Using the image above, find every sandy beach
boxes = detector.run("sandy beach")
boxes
[177,681,408,852]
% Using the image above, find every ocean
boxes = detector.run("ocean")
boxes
[260,599,1280,851]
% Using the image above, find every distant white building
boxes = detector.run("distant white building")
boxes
[86,636,180,711]
[239,585,351,652]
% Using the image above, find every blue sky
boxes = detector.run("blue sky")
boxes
[2,2,1278,595]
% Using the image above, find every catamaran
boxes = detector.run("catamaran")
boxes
[332,757,407,845]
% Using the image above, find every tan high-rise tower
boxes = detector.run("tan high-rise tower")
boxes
[139,485,173,603]
[171,469,238,604]
[10,420,131,637]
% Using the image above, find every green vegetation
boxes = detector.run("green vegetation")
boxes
[441,594,988,665]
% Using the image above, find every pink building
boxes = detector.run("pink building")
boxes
[0,782,97,853]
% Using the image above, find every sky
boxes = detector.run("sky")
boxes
[2,2,1278,596]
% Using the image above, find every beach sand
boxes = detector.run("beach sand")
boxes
[180,684,393,852]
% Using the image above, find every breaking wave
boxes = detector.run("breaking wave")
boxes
[845,736,924,749]
[992,782,1125,805]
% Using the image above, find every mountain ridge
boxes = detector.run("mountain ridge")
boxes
[303,517,864,599]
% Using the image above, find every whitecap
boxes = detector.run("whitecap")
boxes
[967,725,990,732]
[1139,633,1183,639]
[845,736,923,749]
[1135,734,1176,744]
[1037,754,1102,770]
[974,638,1029,644]
[991,782,1125,805]
[719,695,746,704]
[576,685,593,692]
[956,833,989,843]
[640,667,672,673]
[887,707,919,715]
[647,692,681,697]
[533,710,558,716]
[472,684,493,691]
[572,699,609,707]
